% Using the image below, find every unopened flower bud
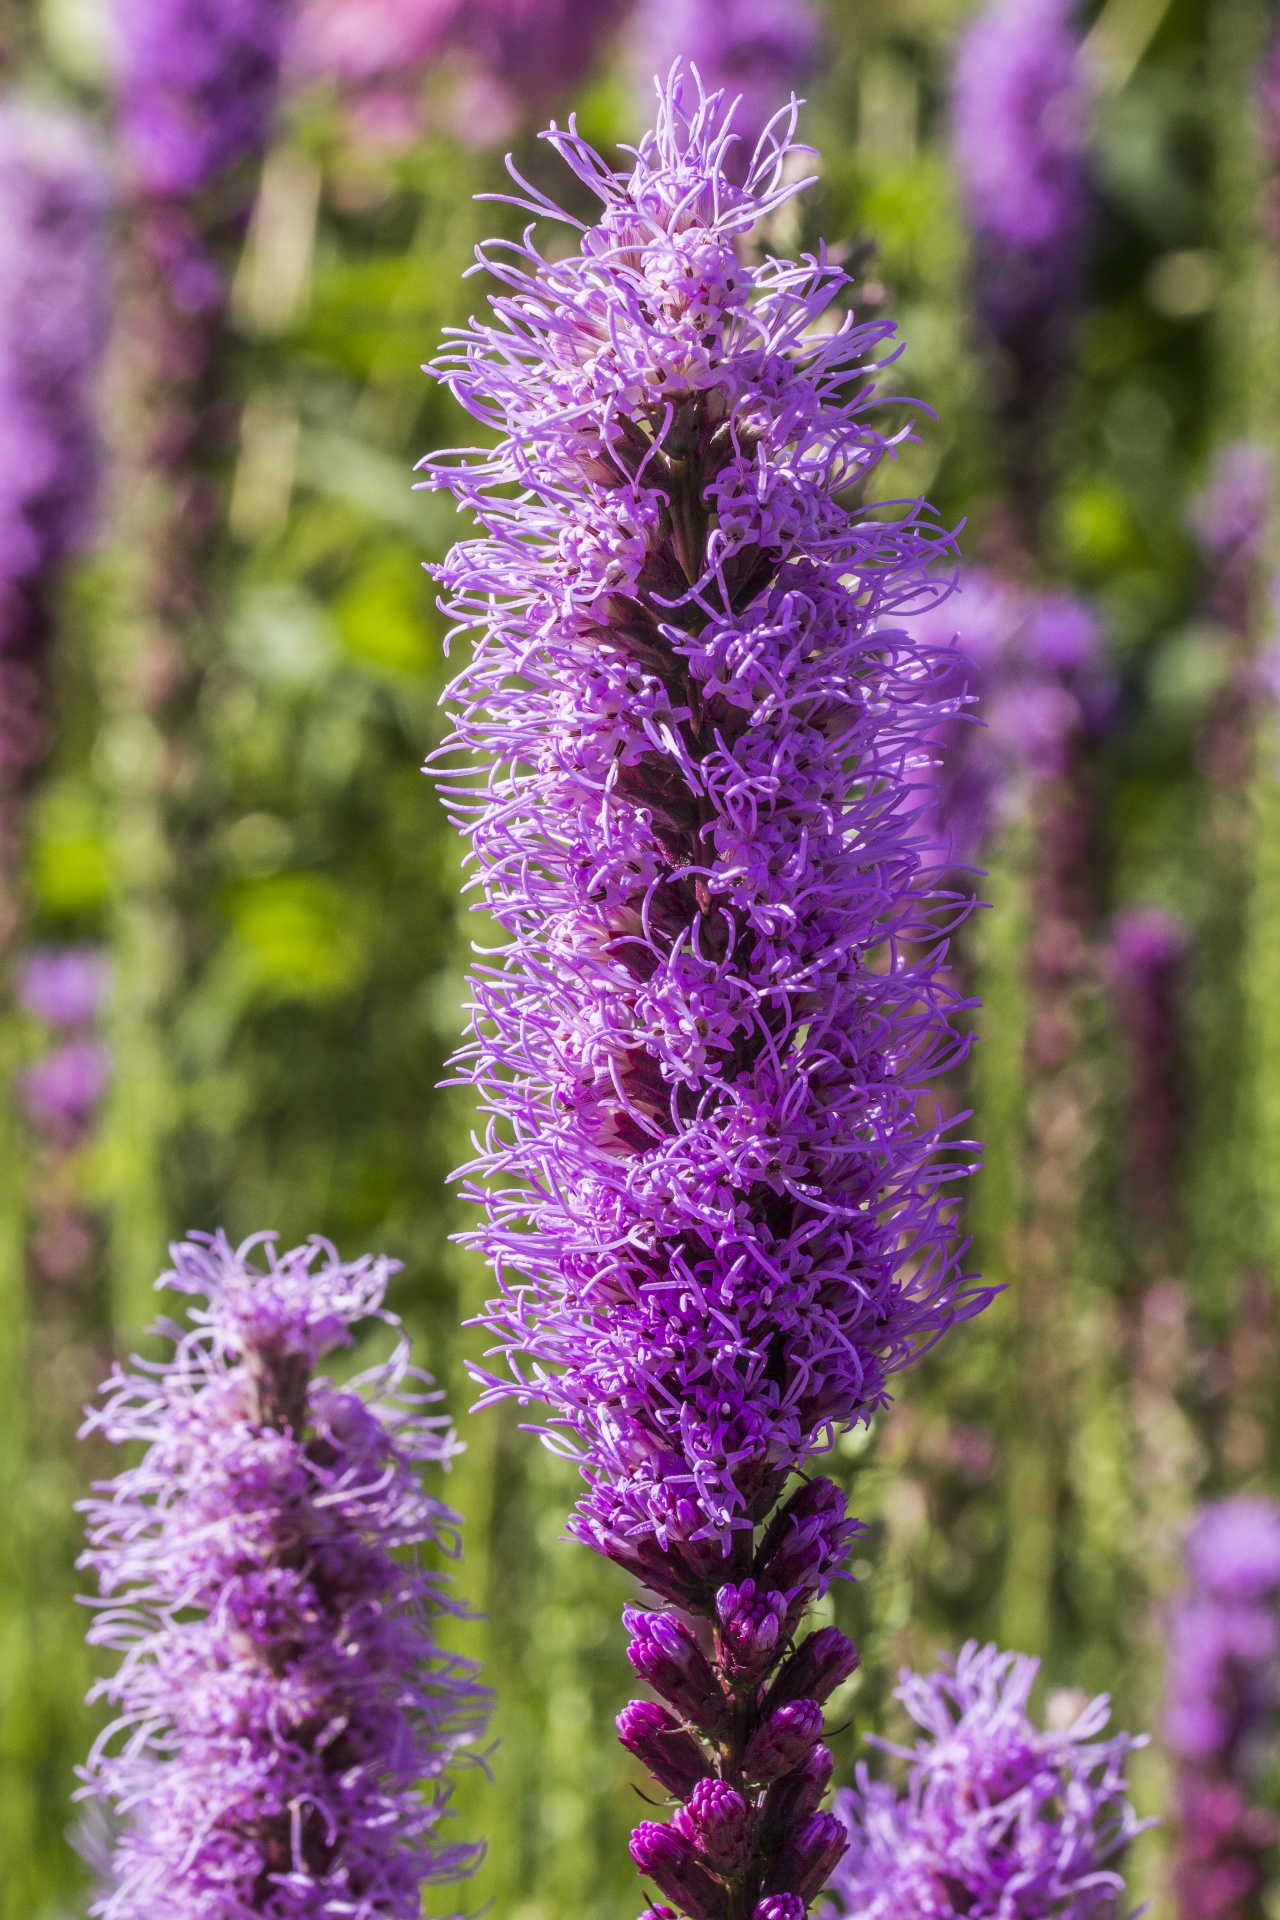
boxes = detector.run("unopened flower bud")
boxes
[765,1627,858,1711]
[631,1820,729,1920]
[674,1778,754,1876]
[618,1700,713,1800]
[761,1745,834,1853]
[743,1699,824,1782]
[754,1897,806,1920]
[763,1809,848,1905]
[755,1479,864,1605]
[625,1608,730,1733]
[716,1579,787,1674]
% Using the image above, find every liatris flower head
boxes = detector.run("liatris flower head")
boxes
[1166,1497,1280,1920]
[78,1230,488,1920]
[0,102,110,654]
[423,67,987,1916]
[20,943,112,1026]
[826,1642,1147,1920]
[114,0,295,199]
[632,0,820,174]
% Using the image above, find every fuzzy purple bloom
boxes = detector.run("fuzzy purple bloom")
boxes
[20,943,112,1027]
[632,0,820,173]
[423,71,986,1916]
[826,1643,1147,1920]
[0,103,110,656]
[78,1230,489,1920]
[114,0,295,198]
[1166,1498,1280,1920]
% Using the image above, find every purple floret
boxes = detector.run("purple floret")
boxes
[78,1230,489,1920]
[114,0,295,198]
[826,1643,1147,1920]
[423,68,987,1917]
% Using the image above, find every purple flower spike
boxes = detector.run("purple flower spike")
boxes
[1166,1498,1280,1920]
[1188,444,1272,576]
[78,1230,489,1920]
[114,0,295,198]
[20,944,112,1027]
[22,1037,111,1131]
[423,68,987,1915]
[826,1642,1147,1920]
[632,0,820,174]
[952,0,1090,350]
[0,104,110,656]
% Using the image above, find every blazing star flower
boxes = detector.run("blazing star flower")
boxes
[0,102,110,658]
[1166,1498,1280,1920]
[78,1230,489,1920]
[826,1643,1147,1920]
[631,0,820,172]
[951,0,1090,422]
[423,71,986,1917]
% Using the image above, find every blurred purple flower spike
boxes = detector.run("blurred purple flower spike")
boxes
[951,0,1090,351]
[826,1642,1147,1920]
[633,0,820,171]
[78,1230,489,1920]
[1166,1497,1280,1920]
[423,68,987,1916]
[114,0,295,198]
[20,944,112,1027]
[0,103,110,655]
[907,573,1111,872]
[1188,444,1272,576]
[21,1038,111,1131]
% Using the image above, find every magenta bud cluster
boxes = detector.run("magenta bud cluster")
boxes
[77,1231,489,1919]
[423,70,986,1916]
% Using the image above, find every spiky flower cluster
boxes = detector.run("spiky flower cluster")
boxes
[1187,443,1272,638]
[79,1231,488,1920]
[20,944,113,1138]
[826,1643,1147,1920]
[424,74,985,1918]
[632,1,820,170]
[1165,1498,1280,1920]
[0,102,109,663]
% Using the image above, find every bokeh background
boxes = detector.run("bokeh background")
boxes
[2,0,1278,1914]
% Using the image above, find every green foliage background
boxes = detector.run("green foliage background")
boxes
[4,0,1280,1915]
